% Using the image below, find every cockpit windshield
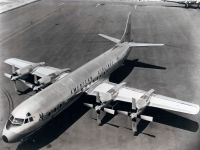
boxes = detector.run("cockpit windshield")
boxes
[8,115,24,125]
[6,115,24,129]
[6,113,34,129]
[12,118,24,125]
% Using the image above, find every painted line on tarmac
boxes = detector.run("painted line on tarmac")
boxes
[1,88,14,116]
[0,3,64,45]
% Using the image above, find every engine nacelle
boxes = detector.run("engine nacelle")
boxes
[14,62,45,77]
[38,76,52,85]
[16,65,33,75]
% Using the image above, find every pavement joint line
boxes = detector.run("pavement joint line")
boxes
[0,5,62,45]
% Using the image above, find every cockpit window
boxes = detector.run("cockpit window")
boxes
[24,118,29,124]
[29,117,33,122]
[9,115,14,122]
[26,112,31,117]
[13,118,24,125]
[6,115,24,129]
[24,112,34,124]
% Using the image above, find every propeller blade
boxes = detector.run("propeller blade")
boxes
[13,81,18,92]
[132,98,136,110]
[96,92,101,103]
[132,118,140,134]
[117,110,129,116]
[140,115,153,122]
[34,75,38,85]
[83,103,94,108]
[97,112,101,125]
[4,73,12,79]
[104,108,115,115]
[11,65,15,74]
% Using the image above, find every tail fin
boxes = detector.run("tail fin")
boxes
[98,12,164,47]
[120,12,132,43]
[98,12,132,44]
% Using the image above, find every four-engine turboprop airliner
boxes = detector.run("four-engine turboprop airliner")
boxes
[163,0,200,8]
[2,12,199,143]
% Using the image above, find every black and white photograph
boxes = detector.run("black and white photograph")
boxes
[0,0,200,149]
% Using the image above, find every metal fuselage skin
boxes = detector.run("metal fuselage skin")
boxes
[2,42,131,143]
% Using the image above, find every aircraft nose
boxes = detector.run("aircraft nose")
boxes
[2,135,8,143]
[2,128,21,143]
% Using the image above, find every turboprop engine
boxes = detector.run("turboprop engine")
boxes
[10,62,45,81]
[33,68,71,91]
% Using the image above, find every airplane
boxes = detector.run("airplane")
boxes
[162,0,200,8]
[96,2,105,7]
[2,12,199,143]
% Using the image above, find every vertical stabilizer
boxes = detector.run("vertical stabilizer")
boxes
[120,12,132,43]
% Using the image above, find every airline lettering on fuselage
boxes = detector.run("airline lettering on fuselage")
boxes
[39,102,65,120]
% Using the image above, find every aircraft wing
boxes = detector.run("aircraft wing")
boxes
[87,82,199,115]
[4,58,34,69]
[164,0,187,4]
[4,58,61,78]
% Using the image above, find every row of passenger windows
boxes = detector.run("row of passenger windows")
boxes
[70,61,115,95]
[39,102,64,120]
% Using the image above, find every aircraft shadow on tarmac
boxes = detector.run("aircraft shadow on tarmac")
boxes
[144,107,199,132]
[99,104,199,137]
[88,100,199,137]
[137,4,200,9]
[109,59,166,84]
[162,5,200,9]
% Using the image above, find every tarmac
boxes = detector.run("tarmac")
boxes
[0,0,39,14]
[0,0,200,150]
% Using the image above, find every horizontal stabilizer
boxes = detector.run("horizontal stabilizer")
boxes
[128,42,164,47]
[98,34,120,43]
